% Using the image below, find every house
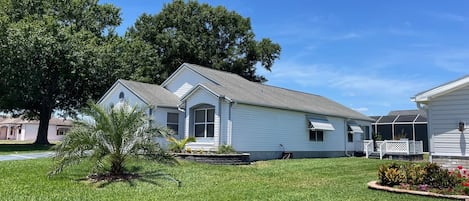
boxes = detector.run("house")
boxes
[412,75,469,168]
[370,110,428,152]
[0,117,73,142]
[98,63,374,161]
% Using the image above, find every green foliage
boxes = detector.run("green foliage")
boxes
[49,103,176,178]
[378,162,459,189]
[378,163,406,186]
[217,144,236,154]
[372,132,382,141]
[0,0,125,144]
[167,136,196,153]
[402,163,425,185]
[127,0,281,83]
[422,163,458,189]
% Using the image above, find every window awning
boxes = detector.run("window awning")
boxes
[309,117,335,131]
[347,121,363,133]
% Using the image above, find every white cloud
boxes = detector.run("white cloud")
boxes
[264,62,429,97]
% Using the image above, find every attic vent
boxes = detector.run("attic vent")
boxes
[119,92,125,100]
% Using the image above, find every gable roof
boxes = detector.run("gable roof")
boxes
[412,75,469,103]
[180,63,373,121]
[99,79,180,108]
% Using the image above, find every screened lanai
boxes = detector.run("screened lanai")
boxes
[370,110,428,152]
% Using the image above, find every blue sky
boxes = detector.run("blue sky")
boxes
[101,0,469,116]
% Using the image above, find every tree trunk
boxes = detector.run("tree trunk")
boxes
[34,106,52,145]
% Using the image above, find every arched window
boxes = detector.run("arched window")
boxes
[118,92,125,100]
[193,106,215,138]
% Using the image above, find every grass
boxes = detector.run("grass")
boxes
[0,157,451,201]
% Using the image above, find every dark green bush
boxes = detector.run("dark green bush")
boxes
[422,163,458,189]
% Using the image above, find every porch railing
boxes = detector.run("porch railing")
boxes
[363,140,423,159]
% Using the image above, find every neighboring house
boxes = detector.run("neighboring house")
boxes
[370,110,428,152]
[412,75,469,168]
[0,117,72,142]
[99,63,373,161]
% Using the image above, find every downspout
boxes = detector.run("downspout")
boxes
[228,101,233,145]
[218,96,223,147]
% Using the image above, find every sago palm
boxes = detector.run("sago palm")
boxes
[49,103,176,180]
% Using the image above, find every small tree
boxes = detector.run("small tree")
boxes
[167,136,196,153]
[49,103,177,182]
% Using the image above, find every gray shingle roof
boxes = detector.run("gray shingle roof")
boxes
[388,109,426,117]
[118,79,180,108]
[183,63,373,121]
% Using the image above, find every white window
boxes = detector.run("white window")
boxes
[57,128,69,136]
[194,108,215,138]
[309,130,324,142]
[167,113,179,134]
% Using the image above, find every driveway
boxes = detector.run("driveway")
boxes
[0,151,53,161]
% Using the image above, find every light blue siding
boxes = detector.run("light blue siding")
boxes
[231,103,347,152]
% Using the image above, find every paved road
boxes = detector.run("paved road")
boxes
[0,151,53,161]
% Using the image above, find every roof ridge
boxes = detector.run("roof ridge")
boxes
[413,75,469,97]
[185,63,325,98]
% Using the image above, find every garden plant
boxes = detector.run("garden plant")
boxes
[49,103,178,185]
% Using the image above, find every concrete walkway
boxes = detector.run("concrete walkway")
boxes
[0,151,53,161]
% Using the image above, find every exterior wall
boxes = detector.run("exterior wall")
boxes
[230,103,348,160]
[427,85,469,161]
[164,68,212,97]
[17,124,67,142]
[347,120,372,153]
[184,88,221,151]
[153,107,184,149]
[99,83,147,108]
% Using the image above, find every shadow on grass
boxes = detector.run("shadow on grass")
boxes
[76,169,181,189]
[0,143,54,153]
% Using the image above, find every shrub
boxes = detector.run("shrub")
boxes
[378,162,459,190]
[378,163,406,186]
[167,137,196,153]
[217,145,236,154]
[402,163,425,185]
[423,163,458,189]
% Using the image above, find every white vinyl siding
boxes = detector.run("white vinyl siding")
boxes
[164,67,213,97]
[98,83,147,109]
[184,87,220,151]
[231,104,346,152]
[428,85,469,156]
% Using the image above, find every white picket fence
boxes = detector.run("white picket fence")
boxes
[363,140,423,159]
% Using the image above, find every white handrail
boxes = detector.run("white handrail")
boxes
[379,141,386,159]
[364,140,373,158]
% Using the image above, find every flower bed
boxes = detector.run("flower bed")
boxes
[372,162,469,198]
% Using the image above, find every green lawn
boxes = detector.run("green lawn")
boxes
[0,142,54,155]
[0,157,450,201]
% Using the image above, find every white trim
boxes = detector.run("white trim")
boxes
[412,75,469,103]
[97,80,150,106]
[180,84,221,102]
[193,108,215,138]
[161,63,219,87]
